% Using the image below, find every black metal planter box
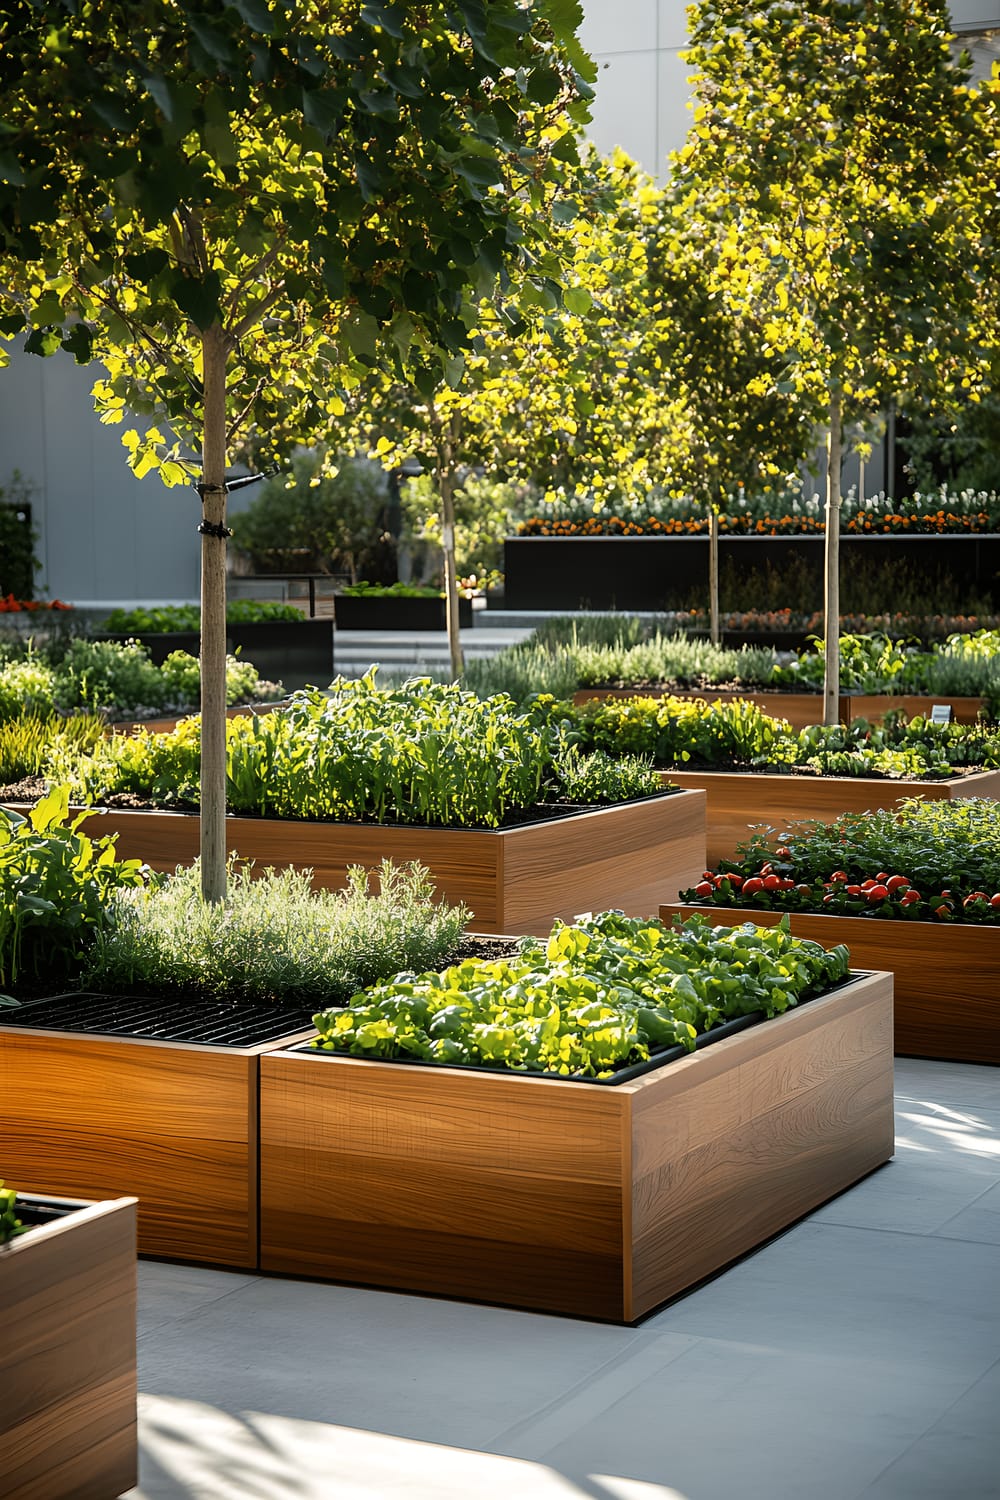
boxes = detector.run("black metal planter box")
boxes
[502,534,1000,612]
[98,618,332,689]
[334,594,473,631]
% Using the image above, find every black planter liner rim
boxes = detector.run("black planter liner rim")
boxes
[50,786,685,832]
[0,990,316,1049]
[299,973,861,1087]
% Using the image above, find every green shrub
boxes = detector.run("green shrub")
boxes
[82,859,468,1008]
[229,449,390,580]
[52,638,168,715]
[340,581,442,598]
[551,746,660,803]
[0,786,148,988]
[0,655,57,720]
[0,474,39,598]
[463,643,582,704]
[100,600,302,631]
[573,694,796,769]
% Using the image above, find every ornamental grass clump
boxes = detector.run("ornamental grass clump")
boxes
[311,909,850,1079]
[0,711,105,784]
[684,798,1000,925]
[83,859,468,1008]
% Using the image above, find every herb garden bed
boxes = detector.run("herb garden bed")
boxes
[71,790,707,933]
[656,768,1000,865]
[0,996,316,1266]
[574,687,987,730]
[1,1192,137,1500]
[660,906,1000,1064]
[258,968,894,1321]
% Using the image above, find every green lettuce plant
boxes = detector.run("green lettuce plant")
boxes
[0,1181,25,1244]
[311,909,850,1079]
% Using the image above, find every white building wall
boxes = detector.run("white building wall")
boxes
[1,1,996,601]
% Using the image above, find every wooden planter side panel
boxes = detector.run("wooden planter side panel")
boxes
[661,769,1000,865]
[626,974,895,1320]
[1,1197,138,1500]
[80,797,706,934]
[259,1057,629,1320]
[0,1031,258,1266]
[83,810,504,928]
[499,791,706,933]
[843,694,985,726]
[662,904,1000,1065]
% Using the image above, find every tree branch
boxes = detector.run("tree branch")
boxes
[228,279,287,340]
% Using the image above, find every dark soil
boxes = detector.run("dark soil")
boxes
[0,789,673,825]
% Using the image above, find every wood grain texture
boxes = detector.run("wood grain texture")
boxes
[79,791,707,935]
[628,974,894,1319]
[658,769,1000,865]
[662,904,1000,1065]
[1,1195,137,1500]
[259,972,893,1322]
[259,1058,629,1320]
[573,688,985,728]
[0,1026,313,1266]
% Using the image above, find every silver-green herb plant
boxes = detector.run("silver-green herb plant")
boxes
[83,859,469,1008]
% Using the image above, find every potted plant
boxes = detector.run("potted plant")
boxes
[1,1180,137,1500]
[660,797,1000,1063]
[334,581,474,631]
[258,909,893,1322]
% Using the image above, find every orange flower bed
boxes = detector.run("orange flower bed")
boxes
[0,595,73,612]
[517,510,996,538]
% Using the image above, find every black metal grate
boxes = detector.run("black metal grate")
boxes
[2,991,315,1048]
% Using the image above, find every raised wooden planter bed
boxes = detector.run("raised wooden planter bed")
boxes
[655,768,1000,865]
[258,970,894,1322]
[1,1193,137,1500]
[574,686,986,729]
[334,594,473,630]
[661,904,1000,1065]
[0,1000,316,1267]
[72,790,707,934]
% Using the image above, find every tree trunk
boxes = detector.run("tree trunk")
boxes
[440,466,465,678]
[199,323,230,903]
[822,389,843,728]
[708,506,720,646]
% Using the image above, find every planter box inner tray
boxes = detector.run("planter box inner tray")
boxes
[0,994,316,1268]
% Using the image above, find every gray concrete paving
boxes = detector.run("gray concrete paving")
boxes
[126,1057,1000,1500]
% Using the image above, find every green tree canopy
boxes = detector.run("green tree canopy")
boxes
[0,0,594,895]
[676,0,998,717]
